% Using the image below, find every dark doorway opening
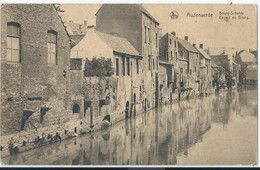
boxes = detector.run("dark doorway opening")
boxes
[73,103,80,113]
[40,107,51,123]
[21,110,34,131]
[84,101,91,117]
[90,107,94,128]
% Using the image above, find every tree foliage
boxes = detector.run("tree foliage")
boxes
[84,57,114,77]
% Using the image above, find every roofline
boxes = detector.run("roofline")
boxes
[113,51,143,59]
[140,11,159,25]
[95,4,104,16]
[178,40,199,53]
[53,4,72,45]
[95,4,160,25]
[159,61,173,66]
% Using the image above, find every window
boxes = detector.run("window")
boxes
[7,22,20,62]
[174,41,177,48]
[144,26,147,43]
[195,66,197,72]
[180,51,183,57]
[156,56,159,70]
[72,103,80,113]
[180,68,183,82]
[127,57,130,76]
[175,52,178,58]
[148,55,151,70]
[170,51,173,60]
[47,30,57,64]
[148,27,151,43]
[122,56,125,76]
[153,59,155,70]
[136,59,139,74]
[156,33,158,48]
[170,39,172,44]
[116,58,119,76]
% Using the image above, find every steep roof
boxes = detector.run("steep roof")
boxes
[239,50,257,63]
[53,5,72,46]
[178,39,199,53]
[96,31,140,56]
[196,47,211,60]
[136,4,159,24]
[95,4,159,24]
[71,29,140,59]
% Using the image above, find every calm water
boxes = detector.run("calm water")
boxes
[1,87,258,165]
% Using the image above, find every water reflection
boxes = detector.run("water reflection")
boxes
[2,88,257,165]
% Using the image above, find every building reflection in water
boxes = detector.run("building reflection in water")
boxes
[3,88,257,165]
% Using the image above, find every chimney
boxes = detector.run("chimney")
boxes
[199,44,203,49]
[171,32,176,36]
[193,44,196,47]
[184,36,188,41]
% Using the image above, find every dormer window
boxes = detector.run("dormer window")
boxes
[47,30,57,64]
[7,22,21,63]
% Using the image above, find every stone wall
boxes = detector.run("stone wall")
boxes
[1,4,71,138]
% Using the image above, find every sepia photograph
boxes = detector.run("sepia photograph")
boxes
[0,2,258,166]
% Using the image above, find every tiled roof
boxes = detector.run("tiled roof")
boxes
[96,31,140,56]
[178,39,199,53]
[210,54,229,66]
[196,47,211,60]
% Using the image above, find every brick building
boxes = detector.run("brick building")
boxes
[96,4,161,110]
[1,4,72,138]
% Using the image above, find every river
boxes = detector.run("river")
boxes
[1,87,258,165]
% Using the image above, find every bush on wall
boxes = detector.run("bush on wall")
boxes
[84,57,114,77]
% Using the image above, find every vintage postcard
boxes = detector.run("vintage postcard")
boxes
[0,2,258,166]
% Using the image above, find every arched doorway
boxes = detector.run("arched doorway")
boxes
[72,103,80,113]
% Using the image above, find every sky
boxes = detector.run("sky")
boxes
[60,4,257,51]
